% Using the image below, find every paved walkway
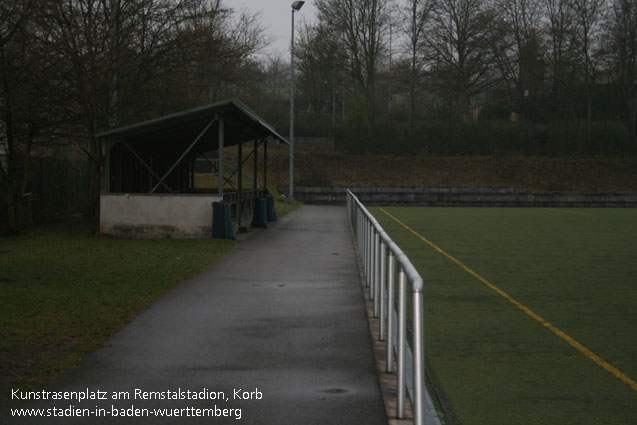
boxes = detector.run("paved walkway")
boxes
[9,205,387,425]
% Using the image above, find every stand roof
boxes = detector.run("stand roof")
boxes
[96,98,288,147]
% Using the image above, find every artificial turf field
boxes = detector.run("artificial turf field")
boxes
[372,207,637,425]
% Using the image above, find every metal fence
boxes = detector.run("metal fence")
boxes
[346,189,428,425]
[223,189,266,228]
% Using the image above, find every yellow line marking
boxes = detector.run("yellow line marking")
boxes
[378,207,637,392]
[543,208,588,216]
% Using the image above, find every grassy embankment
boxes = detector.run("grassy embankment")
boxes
[267,146,637,194]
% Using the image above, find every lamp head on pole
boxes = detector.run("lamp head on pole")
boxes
[291,1,305,11]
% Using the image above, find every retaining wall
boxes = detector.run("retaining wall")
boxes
[292,186,637,207]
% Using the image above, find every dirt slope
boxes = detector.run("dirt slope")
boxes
[268,148,637,194]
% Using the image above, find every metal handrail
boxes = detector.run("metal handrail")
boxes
[346,189,426,425]
[223,189,266,228]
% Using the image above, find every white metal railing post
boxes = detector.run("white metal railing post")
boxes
[359,208,363,265]
[371,231,376,302]
[372,228,377,299]
[357,207,360,236]
[379,240,387,340]
[363,220,369,285]
[346,190,429,425]
[386,251,395,372]
[373,232,381,317]
[360,212,364,269]
[369,227,376,300]
[413,282,425,425]
[365,221,370,282]
[353,201,356,236]
[359,209,363,266]
[367,222,372,288]
[365,217,372,286]
[356,194,360,250]
[397,268,407,418]
[357,207,361,251]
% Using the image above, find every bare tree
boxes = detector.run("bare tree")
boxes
[35,0,267,219]
[572,0,604,136]
[542,0,578,115]
[606,0,637,144]
[492,0,544,116]
[315,0,393,126]
[424,0,499,119]
[263,52,289,100]
[38,0,187,217]
[167,3,268,104]
[296,21,345,115]
[0,0,41,233]
[401,0,433,130]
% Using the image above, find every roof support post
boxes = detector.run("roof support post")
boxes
[101,139,113,193]
[121,141,173,193]
[253,139,258,191]
[263,140,268,191]
[218,115,224,196]
[238,140,243,228]
[151,116,218,194]
[189,158,195,190]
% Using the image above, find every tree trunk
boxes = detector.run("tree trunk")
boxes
[629,92,637,146]
[1,46,20,234]
[85,136,103,222]
[2,184,19,234]
[86,164,101,220]
[586,89,592,145]
[410,52,416,133]
[367,77,376,128]
[409,80,415,132]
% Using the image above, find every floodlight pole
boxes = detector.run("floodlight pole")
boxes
[289,1,304,204]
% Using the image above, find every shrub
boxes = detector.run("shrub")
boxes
[333,119,635,157]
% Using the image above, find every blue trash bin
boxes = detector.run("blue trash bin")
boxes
[251,198,267,228]
[212,202,236,239]
[265,195,277,222]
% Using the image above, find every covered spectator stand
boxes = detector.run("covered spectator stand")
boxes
[96,99,287,238]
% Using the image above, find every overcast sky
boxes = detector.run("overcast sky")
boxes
[232,0,318,57]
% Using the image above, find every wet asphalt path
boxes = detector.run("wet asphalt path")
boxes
[8,205,387,425]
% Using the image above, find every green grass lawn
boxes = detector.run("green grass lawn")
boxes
[374,207,637,425]
[0,224,236,408]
